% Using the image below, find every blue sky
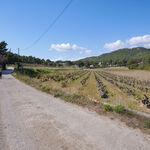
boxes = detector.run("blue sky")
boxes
[1,0,150,61]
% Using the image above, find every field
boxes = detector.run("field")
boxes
[13,66,150,114]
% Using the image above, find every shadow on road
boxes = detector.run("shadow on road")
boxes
[2,69,14,75]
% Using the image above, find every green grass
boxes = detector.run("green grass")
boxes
[144,122,150,129]
[54,93,63,97]
[15,68,39,77]
[41,86,50,93]
[113,105,125,114]
[104,104,113,111]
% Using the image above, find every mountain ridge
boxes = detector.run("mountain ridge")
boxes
[79,47,150,63]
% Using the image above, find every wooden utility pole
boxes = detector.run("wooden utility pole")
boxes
[18,48,20,56]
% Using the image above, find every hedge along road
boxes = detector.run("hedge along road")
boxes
[0,69,150,150]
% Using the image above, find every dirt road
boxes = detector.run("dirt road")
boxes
[0,70,150,150]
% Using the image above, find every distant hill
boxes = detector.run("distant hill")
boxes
[79,47,150,64]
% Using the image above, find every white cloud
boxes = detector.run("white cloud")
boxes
[127,35,150,45]
[144,43,150,47]
[50,43,92,54]
[104,40,125,51]
[85,49,92,54]
[51,43,77,52]
[51,55,85,61]
[104,34,150,51]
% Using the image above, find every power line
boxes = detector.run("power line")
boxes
[23,0,73,50]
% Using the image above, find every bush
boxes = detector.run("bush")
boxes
[41,86,50,93]
[104,104,113,111]
[54,93,63,97]
[128,64,138,70]
[63,93,87,106]
[113,105,125,114]
[63,93,80,101]
[144,122,150,129]
[15,68,39,78]
[37,69,51,74]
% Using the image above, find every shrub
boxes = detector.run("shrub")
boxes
[37,69,51,74]
[41,86,50,93]
[63,93,87,106]
[104,104,113,111]
[113,105,125,114]
[144,122,150,129]
[63,93,79,101]
[54,93,63,97]
[15,68,39,78]
[128,64,138,70]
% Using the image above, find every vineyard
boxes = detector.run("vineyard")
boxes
[14,67,150,113]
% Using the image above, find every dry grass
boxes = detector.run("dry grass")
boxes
[96,67,150,113]
[105,67,150,81]
[12,69,150,134]
[79,72,100,100]
[13,67,150,113]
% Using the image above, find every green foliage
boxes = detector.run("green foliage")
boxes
[109,91,114,97]
[128,64,138,69]
[41,86,50,93]
[141,64,150,71]
[54,93,63,97]
[6,51,55,66]
[36,69,51,74]
[0,41,7,69]
[75,60,84,67]
[0,41,8,54]
[77,47,150,67]
[63,93,87,106]
[128,63,150,71]
[0,40,54,66]
[144,122,150,129]
[104,104,113,111]
[65,61,73,66]
[113,105,125,114]
[15,68,39,77]
[64,93,81,100]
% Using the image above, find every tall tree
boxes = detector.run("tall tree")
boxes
[0,41,8,54]
[0,41,8,69]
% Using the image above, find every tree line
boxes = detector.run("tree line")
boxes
[77,47,150,69]
[0,41,74,68]
[1,41,150,70]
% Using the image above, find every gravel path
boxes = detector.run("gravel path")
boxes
[0,105,9,150]
[0,70,150,150]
